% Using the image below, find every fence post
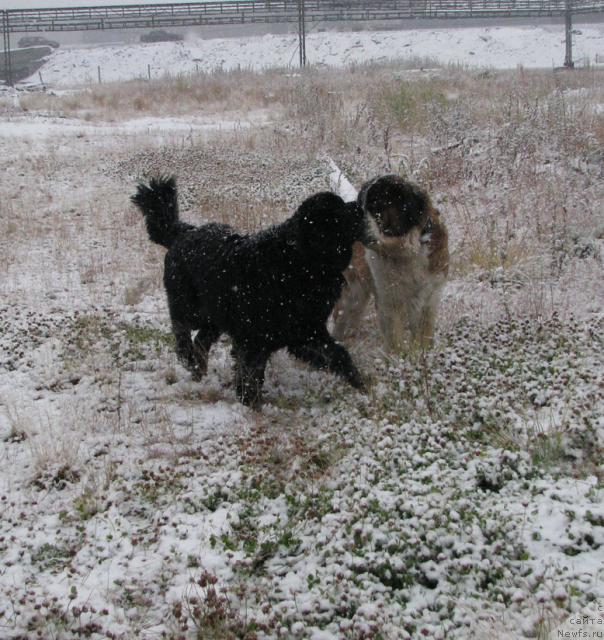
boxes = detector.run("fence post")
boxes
[297,0,306,67]
[564,0,574,68]
[1,10,13,87]
[98,65,102,83]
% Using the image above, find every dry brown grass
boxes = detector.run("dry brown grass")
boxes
[193,193,286,233]
[18,69,294,120]
[12,56,443,119]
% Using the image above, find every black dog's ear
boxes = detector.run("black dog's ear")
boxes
[296,192,346,223]
[295,192,346,238]
[294,191,362,262]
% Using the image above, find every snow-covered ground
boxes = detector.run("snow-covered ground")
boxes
[0,23,603,640]
[23,22,604,87]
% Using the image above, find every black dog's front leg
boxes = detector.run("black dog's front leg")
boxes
[232,346,270,408]
[289,332,365,391]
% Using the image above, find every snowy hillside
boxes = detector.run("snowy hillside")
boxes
[27,22,604,87]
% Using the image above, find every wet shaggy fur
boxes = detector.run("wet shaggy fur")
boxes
[333,174,449,352]
[131,176,366,406]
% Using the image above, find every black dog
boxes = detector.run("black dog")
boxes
[131,176,366,406]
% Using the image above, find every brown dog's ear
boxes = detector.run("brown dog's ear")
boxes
[422,208,450,276]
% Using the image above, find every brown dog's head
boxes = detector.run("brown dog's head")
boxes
[358,174,431,240]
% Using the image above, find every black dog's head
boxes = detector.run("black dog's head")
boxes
[294,191,365,272]
[358,174,431,239]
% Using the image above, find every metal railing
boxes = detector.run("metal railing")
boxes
[3,0,603,32]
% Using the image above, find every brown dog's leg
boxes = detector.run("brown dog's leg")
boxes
[333,279,372,341]
[377,297,410,354]
[414,305,436,350]
[332,243,374,341]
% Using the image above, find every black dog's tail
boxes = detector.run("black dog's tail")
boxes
[130,175,195,249]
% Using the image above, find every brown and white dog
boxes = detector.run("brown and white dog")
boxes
[332,174,449,353]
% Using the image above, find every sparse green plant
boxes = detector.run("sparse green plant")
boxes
[172,571,269,639]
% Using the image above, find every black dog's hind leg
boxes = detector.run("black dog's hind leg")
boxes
[289,331,365,390]
[232,346,270,408]
[172,321,201,380]
[172,320,219,381]
[191,322,221,380]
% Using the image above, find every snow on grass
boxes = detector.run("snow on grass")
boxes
[0,112,273,139]
[1,306,601,638]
